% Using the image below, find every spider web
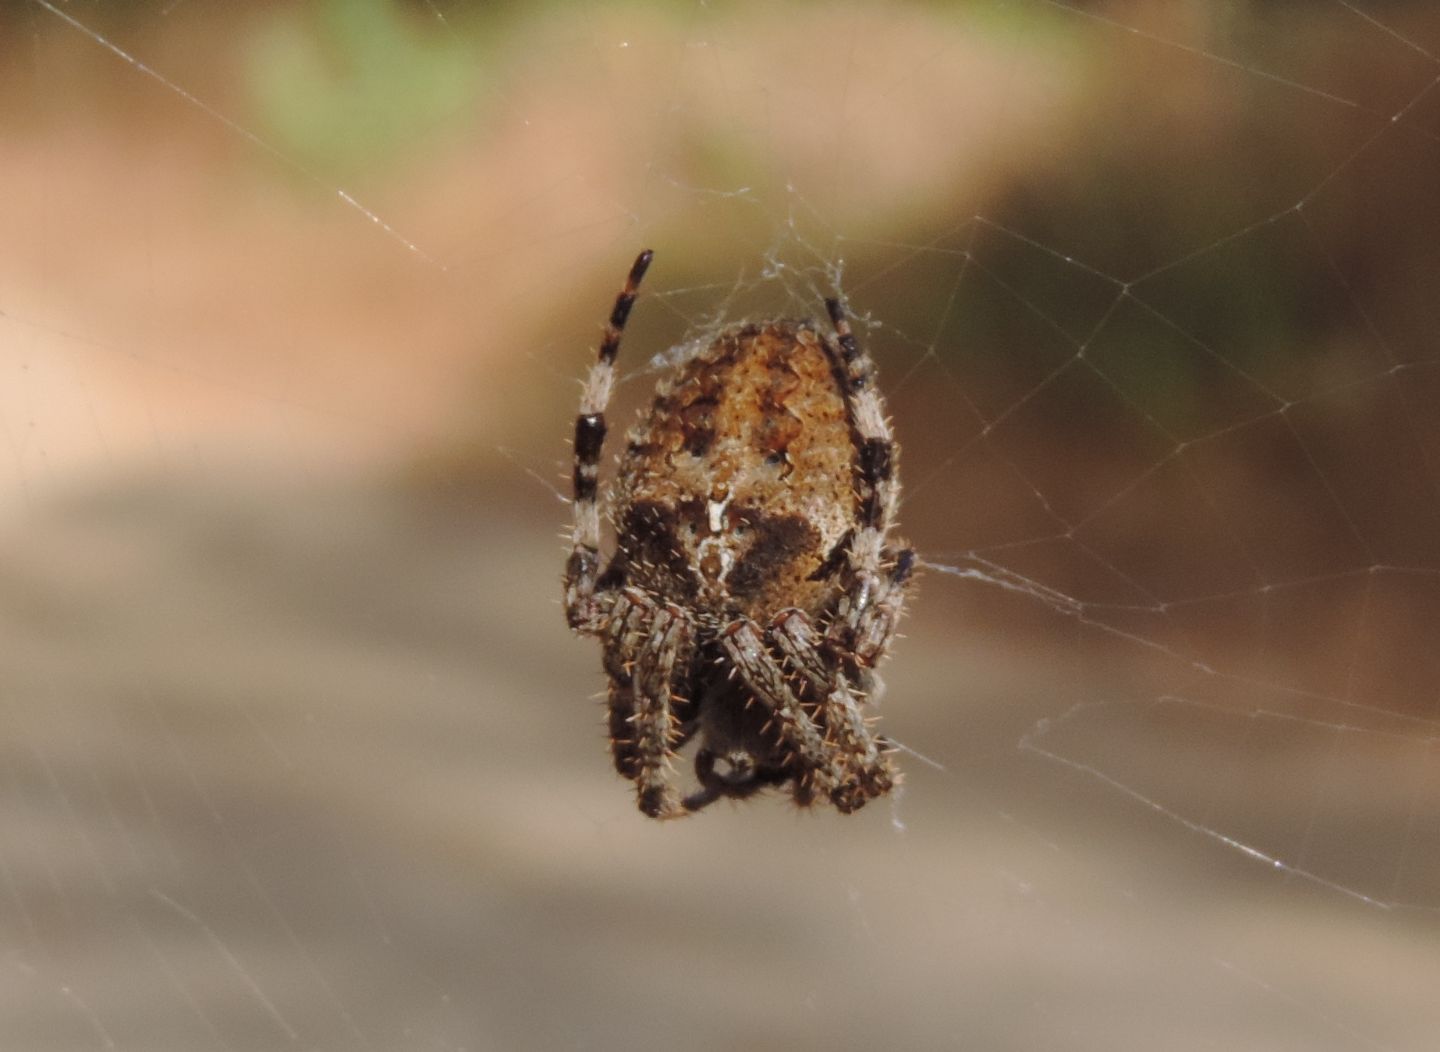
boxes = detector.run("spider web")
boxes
[3,2,1439,1049]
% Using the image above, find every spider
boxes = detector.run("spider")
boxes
[564,249,915,818]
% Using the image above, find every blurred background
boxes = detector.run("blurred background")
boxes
[1,1,1438,1048]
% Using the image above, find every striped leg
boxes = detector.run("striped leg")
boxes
[564,249,654,633]
[635,601,692,818]
[604,588,691,819]
[852,549,915,665]
[771,610,895,811]
[721,620,840,803]
[602,590,650,783]
[823,297,913,664]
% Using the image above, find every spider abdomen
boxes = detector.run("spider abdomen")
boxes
[614,320,856,622]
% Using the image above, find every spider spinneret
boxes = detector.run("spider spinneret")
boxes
[564,249,914,818]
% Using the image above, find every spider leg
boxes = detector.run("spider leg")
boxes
[852,548,916,665]
[822,297,914,665]
[602,594,649,783]
[771,609,896,811]
[635,603,692,819]
[565,249,654,633]
[721,619,841,805]
[605,588,692,819]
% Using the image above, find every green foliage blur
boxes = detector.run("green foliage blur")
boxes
[246,0,483,175]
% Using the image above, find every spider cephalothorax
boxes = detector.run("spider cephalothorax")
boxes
[564,250,914,818]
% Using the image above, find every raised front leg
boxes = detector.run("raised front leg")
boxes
[564,249,653,633]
